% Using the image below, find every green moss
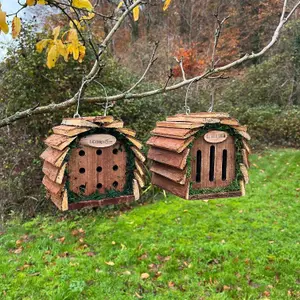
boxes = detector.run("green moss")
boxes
[64,128,136,203]
[188,124,244,196]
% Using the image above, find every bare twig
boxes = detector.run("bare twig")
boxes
[211,14,230,69]
[125,41,159,94]
[174,57,187,81]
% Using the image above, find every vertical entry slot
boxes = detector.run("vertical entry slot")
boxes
[222,149,228,181]
[209,146,215,182]
[196,150,202,182]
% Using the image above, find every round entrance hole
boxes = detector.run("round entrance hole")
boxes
[113,165,118,171]
[79,185,86,193]
[79,168,85,174]
[112,181,118,188]
[112,149,118,155]
[97,183,103,189]
[79,150,85,156]
[96,149,102,156]
[96,166,102,172]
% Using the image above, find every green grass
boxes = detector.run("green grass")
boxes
[0,149,300,299]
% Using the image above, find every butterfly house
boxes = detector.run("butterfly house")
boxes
[147,112,250,200]
[40,116,146,210]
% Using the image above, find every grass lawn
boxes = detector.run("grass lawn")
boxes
[0,149,300,299]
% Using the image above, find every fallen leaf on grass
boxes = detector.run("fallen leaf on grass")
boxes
[86,252,95,257]
[111,241,116,245]
[263,290,270,297]
[14,247,23,254]
[105,261,115,266]
[168,281,175,288]
[16,240,22,246]
[123,270,131,275]
[57,237,65,243]
[140,273,150,279]
[138,253,148,260]
[135,292,143,299]
[223,285,231,291]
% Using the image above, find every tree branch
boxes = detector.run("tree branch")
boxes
[1,0,299,128]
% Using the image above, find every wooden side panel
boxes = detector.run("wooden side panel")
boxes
[151,173,189,199]
[151,127,196,139]
[147,147,190,170]
[62,118,99,128]
[131,147,146,163]
[147,136,194,153]
[242,149,250,168]
[53,125,90,137]
[191,133,236,189]
[135,159,146,177]
[220,118,240,126]
[81,116,114,123]
[49,193,63,210]
[104,121,124,128]
[126,136,143,149]
[45,134,76,151]
[238,130,251,141]
[117,128,136,137]
[176,112,230,118]
[68,141,127,196]
[42,161,60,182]
[134,170,145,188]
[156,121,204,129]
[150,162,186,184]
[166,116,220,124]
[40,147,69,166]
[43,175,64,195]
[133,179,140,201]
[242,139,251,154]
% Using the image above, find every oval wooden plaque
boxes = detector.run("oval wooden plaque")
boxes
[79,134,117,148]
[204,130,228,144]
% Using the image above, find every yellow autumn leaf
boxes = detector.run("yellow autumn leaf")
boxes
[133,5,139,22]
[80,12,95,20]
[52,26,60,40]
[72,0,93,12]
[117,1,124,9]
[56,40,67,60]
[78,45,86,63]
[68,29,80,60]
[26,0,47,6]
[69,20,82,30]
[36,39,51,53]
[163,0,172,11]
[0,10,9,34]
[47,44,59,69]
[105,261,115,266]
[12,16,21,39]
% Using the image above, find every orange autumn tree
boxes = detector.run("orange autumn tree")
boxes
[0,0,299,127]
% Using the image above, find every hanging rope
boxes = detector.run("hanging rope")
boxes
[183,79,197,115]
[73,78,87,118]
[94,80,114,116]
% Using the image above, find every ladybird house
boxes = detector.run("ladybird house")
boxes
[146,112,250,200]
[40,116,146,211]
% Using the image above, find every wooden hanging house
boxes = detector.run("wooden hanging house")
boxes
[40,116,146,211]
[146,112,251,200]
